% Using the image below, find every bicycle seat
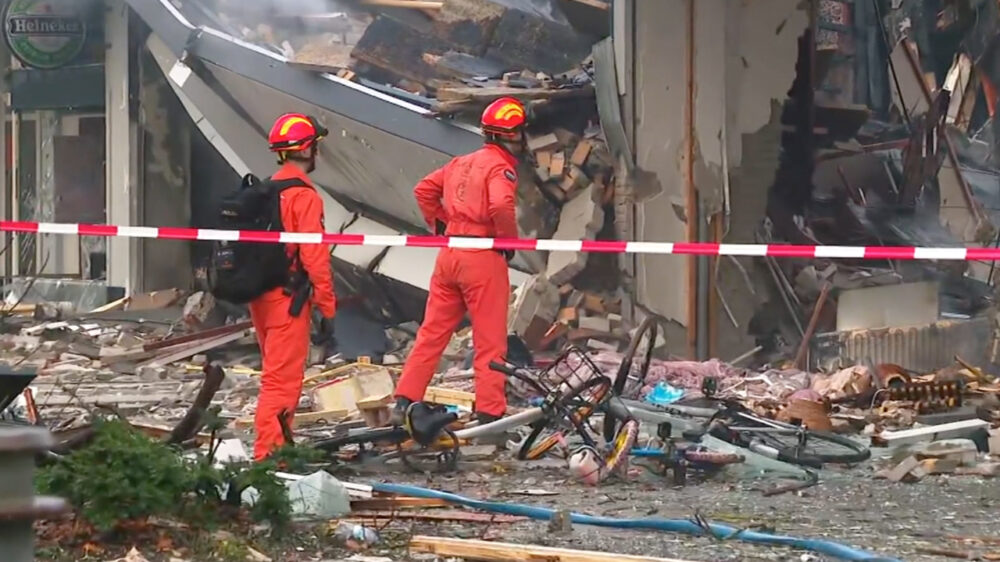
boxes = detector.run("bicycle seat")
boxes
[681,428,705,442]
[405,402,458,447]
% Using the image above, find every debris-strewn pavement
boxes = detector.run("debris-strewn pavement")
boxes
[363,467,1000,562]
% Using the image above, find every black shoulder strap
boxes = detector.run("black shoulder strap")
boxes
[267,178,310,193]
[263,177,311,271]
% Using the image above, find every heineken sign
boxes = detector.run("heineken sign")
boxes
[3,0,87,70]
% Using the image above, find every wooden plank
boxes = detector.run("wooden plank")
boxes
[139,329,253,368]
[409,536,698,562]
[349,510,526,524]
[872,419,990,447]
[235,407,349,429]
[431,51,507,80]
[360,0,443,8]
[423,386,475,409]
[435,84,594,103]
[350,497,450,510]
[88,296,129,314]
[144,321,254,352]
[1,303,36,315]
[127,289,183,311]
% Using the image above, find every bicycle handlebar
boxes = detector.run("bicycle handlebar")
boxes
[489,360,519,377]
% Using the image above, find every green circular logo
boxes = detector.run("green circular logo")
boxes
[4,0,86,70]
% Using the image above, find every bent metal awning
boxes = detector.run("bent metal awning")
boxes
[128,0,529,291]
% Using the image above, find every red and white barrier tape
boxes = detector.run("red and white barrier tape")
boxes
[0,220,994,261]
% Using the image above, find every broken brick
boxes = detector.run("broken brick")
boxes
[528,133,560,153]
[570,140,593,166]
[549,152,566,178]
[885,455,921,482]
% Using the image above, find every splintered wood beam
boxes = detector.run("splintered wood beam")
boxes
[435,84,595,103]
[360,0,443,9]
[167,364,226,444]
[409,536,700,562]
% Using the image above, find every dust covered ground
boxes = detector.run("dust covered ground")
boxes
[331,460,1000,562]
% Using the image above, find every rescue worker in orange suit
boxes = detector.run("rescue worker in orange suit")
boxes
[391,97,527,427]
[251,113,337,461]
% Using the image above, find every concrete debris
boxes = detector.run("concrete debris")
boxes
[181,291,216,328]
[507,275,560,349]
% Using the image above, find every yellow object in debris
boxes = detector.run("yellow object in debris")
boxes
[182,364,260,376]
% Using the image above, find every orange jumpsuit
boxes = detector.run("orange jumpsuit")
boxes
[250,162,336,461]
[395,144,518,417]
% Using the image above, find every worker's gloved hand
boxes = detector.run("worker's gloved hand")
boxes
[435,220,447,235]
[500,249,515,262]
[311,314,336,346]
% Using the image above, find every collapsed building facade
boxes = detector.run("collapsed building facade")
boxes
[0,0,997,370]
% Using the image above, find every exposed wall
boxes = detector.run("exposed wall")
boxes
[715,1,810,358]
[622,0,809,357]
[629,0,689,352]
[138,45,193,291]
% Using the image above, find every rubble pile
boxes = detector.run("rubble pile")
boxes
[206,0,616,285]
[748,0,1000,371]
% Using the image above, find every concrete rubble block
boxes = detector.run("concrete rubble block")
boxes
[989,428,1000,455]
[883,455,922,482]
[507,275,560,348]
[33,301,74,321]
[578,315,611,333]
[546,188,605,286]
[913,438,980,466]
[137,365,169,382]
[182,291,216,327]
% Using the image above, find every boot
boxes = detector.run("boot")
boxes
[388,397,412,427]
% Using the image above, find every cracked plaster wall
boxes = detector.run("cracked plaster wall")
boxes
[139,46,193,291]
[626,0,808,356]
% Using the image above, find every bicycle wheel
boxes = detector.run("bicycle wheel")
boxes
[399,428,461,474]
[517,377,611,460]
[603,419,639,476]
[714,424,870,466]
[603,317,659,442]
[518,423,568,460]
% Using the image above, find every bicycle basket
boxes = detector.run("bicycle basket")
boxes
[543,347,612,407]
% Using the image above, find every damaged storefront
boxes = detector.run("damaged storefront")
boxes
[8,2,1000,561]
[617,0,1000,373]
[0,0,997,388]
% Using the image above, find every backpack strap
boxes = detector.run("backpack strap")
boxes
[268,178,309,192]
[263,177,314,272]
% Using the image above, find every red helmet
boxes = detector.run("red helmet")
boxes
[481,97,526,139]
[268,113,328,153]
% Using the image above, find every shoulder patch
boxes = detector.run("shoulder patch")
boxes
[503,169,517,182]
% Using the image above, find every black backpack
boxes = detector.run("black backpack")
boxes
[208,173,303,304]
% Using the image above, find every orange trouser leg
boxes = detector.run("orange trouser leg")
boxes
[250,291,311,461]
[457,250,510,417]
[395,250,466,404]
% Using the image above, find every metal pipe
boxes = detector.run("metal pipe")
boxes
[684,0,698,358]
[0,426,67,562]
[794,283,832,370]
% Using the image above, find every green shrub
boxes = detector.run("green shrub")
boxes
[37,417,298,532]
[37,419,191,531]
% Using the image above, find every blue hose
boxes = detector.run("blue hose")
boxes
[373,482,900,562]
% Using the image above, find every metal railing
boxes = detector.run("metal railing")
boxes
[0,425,66,562]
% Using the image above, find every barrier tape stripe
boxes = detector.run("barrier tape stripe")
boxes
[0,220,993,261]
